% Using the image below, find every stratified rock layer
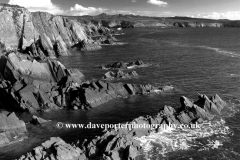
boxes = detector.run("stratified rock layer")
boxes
[70,80,162,109]
[0,52,163,112]
[0,52,84,112]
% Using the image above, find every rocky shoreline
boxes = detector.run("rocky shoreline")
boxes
[17,94,227,160]
[0,3,235,160]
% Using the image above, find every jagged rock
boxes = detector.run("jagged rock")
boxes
[78,94,226,159]
[31,115,51,125]
[100,60,148,70]
[0,4,117,58]
[17,94,227,159]
[18,137,86,160]
[0,52,84,112]
[70,81,158,109]
[103,70,138,80]
[0,111,27,147]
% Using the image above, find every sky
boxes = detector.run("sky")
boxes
[1,0,240,20]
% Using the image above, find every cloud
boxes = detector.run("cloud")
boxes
[147,0,168,7]
[8,0,63,14]
[191,11,240,20]
[203,11,240,20]
[68,4,107,16]
[132,0,137,2]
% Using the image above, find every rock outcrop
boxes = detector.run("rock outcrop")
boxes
[0,52,163,112]
[0,111,27,147]
[100,60,147,70]
[0,51,84,113]
[75,94,227,159]
[103,70,138,80]
[0,4,117,58]
[18,137,86,160]
[69,80,162,109]
[31,115,51,125]
[18,94,227,160]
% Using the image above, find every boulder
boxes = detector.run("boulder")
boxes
[31,115,51,125]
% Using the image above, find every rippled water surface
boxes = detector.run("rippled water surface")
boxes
[1,28,240,159]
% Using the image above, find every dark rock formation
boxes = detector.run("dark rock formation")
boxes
[103,70,138,80]
[18,137,86,160]
[92,35,118,45]
[18,94,227,159]
[0,52,163,112]
[74,94,227,159]
[0,4,117,59]
[100,60,146,70]
[0,111,27,147]
[69,80,160,109]
[31,115,51,125]
[0,52,84,113]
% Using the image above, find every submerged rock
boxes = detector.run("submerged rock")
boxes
[100,60,147,70]
[0,111,27,147]
[103,70,138,80]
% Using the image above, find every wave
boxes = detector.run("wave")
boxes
[229,74,240,77]
[162,40,239,58]
[197,46,240,58]
[134,105,237,160]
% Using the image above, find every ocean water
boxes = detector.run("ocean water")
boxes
[1,28,240,159]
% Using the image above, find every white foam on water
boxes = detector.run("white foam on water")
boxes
[197,46,240,57]
[135,118,232,158]
[127,65,137,69]
[229,74,240,77]
[163,40,240,58]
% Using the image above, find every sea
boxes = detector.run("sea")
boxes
[1,27,240,160]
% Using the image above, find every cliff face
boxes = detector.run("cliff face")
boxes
[0,4,104,58]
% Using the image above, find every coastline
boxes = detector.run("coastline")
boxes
[0,3,240,160]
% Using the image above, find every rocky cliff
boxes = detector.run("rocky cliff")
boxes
[0,4,121,114]
[0,51,165,113]
[0,4,117,59]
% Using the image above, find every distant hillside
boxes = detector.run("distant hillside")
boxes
[62,13,240,28]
